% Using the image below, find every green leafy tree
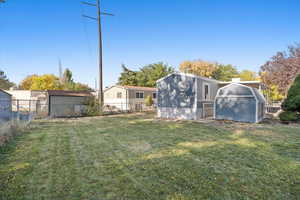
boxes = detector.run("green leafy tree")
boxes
[118,63,174,87]
[73,82,92,91]
[212,64,239,81]
[62,68,73,83]
[118,65,138,86]
[0,70,15,89]
[282,74,300,112]
[239,70,258,81]
[137,62,174,87]
[61,68,91,91]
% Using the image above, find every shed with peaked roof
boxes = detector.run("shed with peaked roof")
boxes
[214,83,266,123]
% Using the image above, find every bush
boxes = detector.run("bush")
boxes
[145,95,154,107]
[83,97,100,116]
[279,111,298,122]
[282,74,300,112]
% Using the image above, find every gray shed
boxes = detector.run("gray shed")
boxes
[214,83,266,123]
[157,73,219,120]
[48,90,92,117]
[0,89,12,122]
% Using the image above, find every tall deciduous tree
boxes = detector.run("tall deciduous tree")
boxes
[19,71,91,91]
[20,74,62,90]
[137,63,174,87]
[118,63,174,87]
[62,68,73,84]
[179,60,216,77]
[212,64,239,81]
[0,70,15,90]
[118,65,138,86]
[239,70,258,81]
[61,68,91,91]
[261,44,300,95]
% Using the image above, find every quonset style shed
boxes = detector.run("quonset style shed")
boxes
[214,83,266,123]
[157,73,219,120]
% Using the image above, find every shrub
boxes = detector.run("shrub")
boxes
[83,97,100,116]
[282,74,300,112]
[279,111,298,122]
[145,95,154,107]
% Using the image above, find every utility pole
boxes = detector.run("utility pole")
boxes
[96,0,104,112]
[81,0,114,113]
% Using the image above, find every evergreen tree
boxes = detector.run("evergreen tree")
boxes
[0,70,15,89]
[282,74,300,112]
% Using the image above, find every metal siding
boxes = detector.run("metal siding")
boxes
[215,97,256,123]
[157,74,196,108]
[0,91,12,122]
[50,96,87,117]
[157,74,219,120]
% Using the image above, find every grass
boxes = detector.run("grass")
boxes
[0,113,299,200]
[0,120,29,146]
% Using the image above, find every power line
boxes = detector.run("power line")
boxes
[81,0,114,113]
[80,4,94,63]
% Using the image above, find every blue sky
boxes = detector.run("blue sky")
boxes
[0,0,299,88]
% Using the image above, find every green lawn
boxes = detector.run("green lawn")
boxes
[0,113,299,200]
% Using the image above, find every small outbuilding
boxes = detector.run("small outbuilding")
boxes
[48,90,92,117]
[214,83,266,123]
[0,89,12,122]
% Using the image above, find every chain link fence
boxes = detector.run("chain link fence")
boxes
[0,99,156,122]
[103,102,156,114]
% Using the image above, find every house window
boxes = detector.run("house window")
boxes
[204,83,210,100]
[136,92,144,99]
[152,92,157,99]
[117,92,122,98]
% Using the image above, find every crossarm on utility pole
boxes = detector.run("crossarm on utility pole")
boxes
[82,14,97,21]
[80,1,96,7]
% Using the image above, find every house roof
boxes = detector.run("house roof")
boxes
[47,90,93,97]
[105,85,156,92]
[216,83,266,103]
[219,80,261,84]
[156,72,220,83]
[121,85,156,91]
[0,89,12,96]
